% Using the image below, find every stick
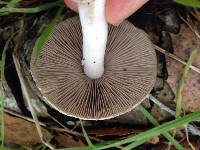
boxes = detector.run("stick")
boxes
[154,45,200,74]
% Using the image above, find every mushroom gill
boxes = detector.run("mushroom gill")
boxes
[30,16,157,120]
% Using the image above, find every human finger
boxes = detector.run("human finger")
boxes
[64,0,78,11]
[105,0,149,25]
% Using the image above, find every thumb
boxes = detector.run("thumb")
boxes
[106,0,148,25]
[64,0,78,11]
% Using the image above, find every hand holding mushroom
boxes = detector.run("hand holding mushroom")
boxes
[30,0,157,119]
[64,0,148,79]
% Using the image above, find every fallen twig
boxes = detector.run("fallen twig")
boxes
[178,14,200,40]
[12,25,54,149]
[191,9,200,23]
[13,54,54,149]
[154,45,200,75]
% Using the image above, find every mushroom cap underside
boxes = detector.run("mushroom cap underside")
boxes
[30,16,157,120]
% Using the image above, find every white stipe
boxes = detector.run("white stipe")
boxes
[77,0,108,79]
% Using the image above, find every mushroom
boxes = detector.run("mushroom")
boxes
[72,0,108,79]
[30,17,157,120]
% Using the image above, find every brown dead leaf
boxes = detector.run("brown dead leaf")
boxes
[4,113,51,146]
[191,9,200,24]
[147,136,160,145]
[151,105,172,122]
[167,23,200,112]
[55,133,85,148]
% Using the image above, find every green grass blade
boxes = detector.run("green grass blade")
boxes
[134,105,184,150]
[176,49,198,118]
[122,139,147,150]
[34,6,64,64]
[80,120,94,148]
[139,105,158,125]
[58,146,95,150]
[97,111,200,150]
[5,0,22,8]
[60,111,200,150]
[0,32,16,147]
[0,0,63,14]
[174,0,200,8]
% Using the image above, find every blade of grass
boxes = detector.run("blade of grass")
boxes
[34,137,53,150]
[173,49,198,150]
[122,138,147,150]
[5,0,22,8]
[58,111,200,150]
[0,0,22,16]
[174,0,200,8]
[34,5,64,64]
[149,94,200,137]
[128,105,184,150]
[97,111,200,150]
[58,140,120,150]
[58,146,95,150]
[0,0,63,14]
[176,49,198,118]
[0,32,16,147]
[80,120,95,148]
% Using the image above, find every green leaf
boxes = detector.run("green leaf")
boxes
[34,6,64,64]
[174,0,200,8]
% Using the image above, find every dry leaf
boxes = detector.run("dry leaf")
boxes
[147,136,160,145]
[4,113,51,146]
[55,133,85,148]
